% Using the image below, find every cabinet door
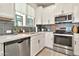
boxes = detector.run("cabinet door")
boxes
[27,5,35,17]
[73,4,79,23]
[0,44,4,56]
[73,34,79,55]
[74,40,79,55]
[47,5,55,24]
[0,21,5,35]
[45,32,54,49]
[35,7,43,24]
[31,33,45,56]
[39,33,45,50]
[26,16,34,27]
[0,3,15,19]
[15,3,27,14]
[42,5,55,24]
[42,8,49,24]
[48,12,55,24]
[54,4,73,15]
[54,4,63,16]
[15,14,23,26]
[62,4,73,14]
[49,17,55,24]
[31,36,39,56]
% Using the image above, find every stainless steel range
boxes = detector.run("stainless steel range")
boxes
[54,14,73,55]
[53,30,73,55]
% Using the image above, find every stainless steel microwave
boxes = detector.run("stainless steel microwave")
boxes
[55,14,72,22]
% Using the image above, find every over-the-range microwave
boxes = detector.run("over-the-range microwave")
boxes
[55,14,72,22]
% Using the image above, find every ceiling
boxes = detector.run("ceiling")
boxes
[28,3,55,8]
[35,3,55,7]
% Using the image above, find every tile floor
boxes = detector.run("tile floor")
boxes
[37,48,67,56]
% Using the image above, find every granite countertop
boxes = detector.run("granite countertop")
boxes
[0,32,43,43]
[54,33,73,37]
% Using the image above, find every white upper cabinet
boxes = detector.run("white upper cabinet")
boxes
[15,12,26,26]
[54,3,73,16]
[42,5,55,24]
[47,5,55,24]
[15,4,35,27]
[15,3,27,14]
[27,4,35,27]
[35,6,43,24]
[54,4,63,16]
[33,3,79,25]
[61,4,73,14]
[42,8,48,24]
[15,3,26,26]
[73,4,79,23]
[0,3,15,20]
[27,5,35,17]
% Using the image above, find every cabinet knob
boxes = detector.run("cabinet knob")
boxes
[75,41,76,45]
[38,40,40,44]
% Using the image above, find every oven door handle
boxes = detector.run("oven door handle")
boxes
[75,41,76,45]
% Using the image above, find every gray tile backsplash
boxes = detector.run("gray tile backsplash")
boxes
[36,25,53,32]
[14,26,36,32]
[0,20,36,35]
[0,20,14,35]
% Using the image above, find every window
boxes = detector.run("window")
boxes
[15,12,23,26]
[26,16,34,27]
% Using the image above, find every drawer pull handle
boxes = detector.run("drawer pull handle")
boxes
[38,40,40,43]
[75,41,76,45]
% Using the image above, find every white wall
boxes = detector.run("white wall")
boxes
[27,5,35,17]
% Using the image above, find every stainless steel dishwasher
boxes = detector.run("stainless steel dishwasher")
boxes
[4,37,30,56]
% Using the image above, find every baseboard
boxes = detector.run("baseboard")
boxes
[45,46,70,56]
[35,46,71,56]
[36,47,54,56]
[35,47,46,56]
[44,46,53,50]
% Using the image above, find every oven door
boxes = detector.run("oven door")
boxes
[54,35,72,50]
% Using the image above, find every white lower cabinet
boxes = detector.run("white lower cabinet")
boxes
[73,40,79,56]
[73,33,79,56]
[30,36,39,56]
[0,44,4,56]
[30,32,54,56]
[45,32,54,49]
[39,33,45,50]
[30,33,45,56]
